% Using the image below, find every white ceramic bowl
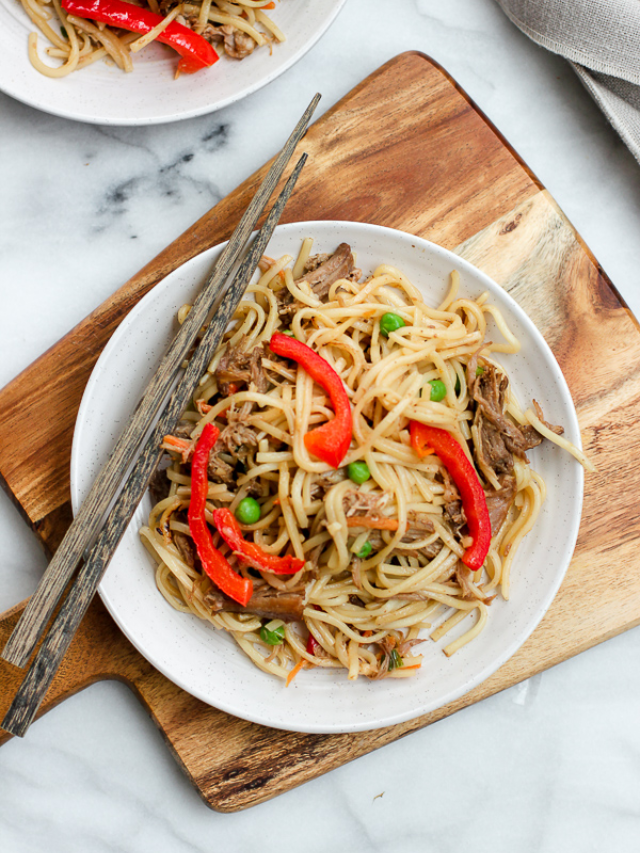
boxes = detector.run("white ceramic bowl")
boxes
[71,220,584,733]
[0,0,346,124]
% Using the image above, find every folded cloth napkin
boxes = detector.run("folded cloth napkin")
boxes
[496,0,640,163]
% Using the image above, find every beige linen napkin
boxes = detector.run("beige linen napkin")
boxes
[496,0,640,162]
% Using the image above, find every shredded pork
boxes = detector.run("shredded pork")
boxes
[207,453,235,486]
[204,586,305,622]
[440,468,467,538]
[343,489,390,517]
[205,24,256,60]
[484,474,518,535]
[277,242,356,323]
[174,531,197,570]
[215,410,259,461]
[455,563,496,604]
[533,399,564,436]
[471,362,542,468]
[214,338,269,396]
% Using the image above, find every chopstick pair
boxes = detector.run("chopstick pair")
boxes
[1,94,320,738]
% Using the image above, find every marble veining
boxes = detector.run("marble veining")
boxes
[2,0,640,849]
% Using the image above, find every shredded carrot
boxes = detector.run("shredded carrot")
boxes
[286,657,306,686]
[161,434,195,464]
[362,630,373,638]
[162,435,190,449]
[262,1,275,7]
[400,663,422,671]
[195,399,213,414]
[346,516,399,531]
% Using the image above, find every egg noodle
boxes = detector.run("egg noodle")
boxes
[140,238,592,683]
[21,0,284,78]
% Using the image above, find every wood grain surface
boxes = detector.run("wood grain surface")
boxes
[2,52,640,811]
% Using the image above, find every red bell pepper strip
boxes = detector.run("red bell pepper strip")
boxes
[409,422,491,571]
[187,424,253,606]
[60,0,218,74]
[212,507,306,575]
[306,634,321,655]
[269,333,352,469]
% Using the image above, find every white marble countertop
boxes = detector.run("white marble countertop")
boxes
[2,1,640,849]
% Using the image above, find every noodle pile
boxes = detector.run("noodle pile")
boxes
[140,238,591,683]
[21,0,285,78]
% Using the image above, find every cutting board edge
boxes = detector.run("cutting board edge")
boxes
[0,471,41,546]
[534,189,639,331]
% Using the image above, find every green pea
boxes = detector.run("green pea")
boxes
[379,312,406,338]
[260,624,285,645]
[429,379,447,402]
[356,541,373,559]
[235,496,261,524]
[347,461,370,484]
[388,648,404,670]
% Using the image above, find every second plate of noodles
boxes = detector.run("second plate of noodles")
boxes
[0,0,346,123]
[71,221,585,733]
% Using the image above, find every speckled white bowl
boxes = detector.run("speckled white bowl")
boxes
[71,221,584,733]
[0,0,345,124]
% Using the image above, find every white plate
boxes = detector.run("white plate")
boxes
[71,221,584,733]
[0,0,345,124]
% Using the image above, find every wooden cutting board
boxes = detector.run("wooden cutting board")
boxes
[1,52,640,812]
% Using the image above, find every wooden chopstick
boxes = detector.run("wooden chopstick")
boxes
[1,93,320,671]
[1,152,308,738]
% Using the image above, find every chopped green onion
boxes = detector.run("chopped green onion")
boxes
[60,25,68,38]
[379,312,406,338]
[235,496,261,525]
[389,649,403,670]
[260,623,286,645]
[429,379,447,402]
[283,329,295,337]
[356,541,373,559]
[347,460,370,484]
[476,366,485,376]
[454,375,461,394]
